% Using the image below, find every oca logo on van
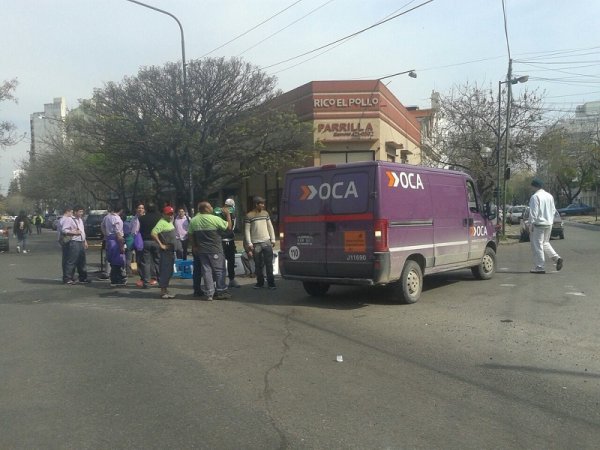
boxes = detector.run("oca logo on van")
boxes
[386,171,424,190]
[300,182,359,200]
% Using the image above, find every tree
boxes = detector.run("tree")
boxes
[423,82,546,201]
[535,120,599,206]
[70,57,312,207]
[1,78,21,149]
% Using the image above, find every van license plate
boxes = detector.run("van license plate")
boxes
[344,231,366,253]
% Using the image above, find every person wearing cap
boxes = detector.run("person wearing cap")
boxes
[528,177,563,274]
[244,196,277,289]
[215,198,240,288]
[188,201,232,301]
[151,206,177,299]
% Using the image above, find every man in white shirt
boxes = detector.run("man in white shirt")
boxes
[63,205,90,284]
[528,178,563,274]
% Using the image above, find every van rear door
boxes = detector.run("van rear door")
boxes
[282,165,376,279]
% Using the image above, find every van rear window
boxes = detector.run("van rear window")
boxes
[287,171,370,216]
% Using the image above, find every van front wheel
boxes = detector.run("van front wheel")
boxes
[303,281,330,297]
[397,260,423,304]
[471,247,496,280]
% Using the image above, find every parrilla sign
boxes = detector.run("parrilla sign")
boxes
[317,122,374,138]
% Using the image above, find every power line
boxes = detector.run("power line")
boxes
[269,0,422,76]
[260,0,434,70]
[199,0,304,58]
[237,0,336,57]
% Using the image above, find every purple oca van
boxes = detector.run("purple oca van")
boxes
[279,161,497,303]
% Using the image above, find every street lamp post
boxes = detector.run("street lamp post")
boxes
[498,59,528,237]
[378,69,417,81]
[125,0,193,211]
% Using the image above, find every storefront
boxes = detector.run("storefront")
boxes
[275,80,423,166]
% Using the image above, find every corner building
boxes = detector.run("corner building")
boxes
[275,80,422,165]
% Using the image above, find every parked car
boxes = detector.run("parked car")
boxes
[519,207,564,242]
[507,205,527,224]
[0,221,10,251]
[0,222,12,252]
[44,214,57,229]
[85,210,107,239]
[557,203,594,216]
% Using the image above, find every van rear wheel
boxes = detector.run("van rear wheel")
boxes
[303,281,330,297]
[397,260,422,304]
[471,247,496,280]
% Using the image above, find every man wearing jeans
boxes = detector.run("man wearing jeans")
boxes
[63,206,90,284]
[244,196,277,289]
[137,202,161,288]
[188,201,232,301]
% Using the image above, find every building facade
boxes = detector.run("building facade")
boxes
[274,80,423,165]
[29,97,67,161]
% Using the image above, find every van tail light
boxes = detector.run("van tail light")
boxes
[373,219,389,252]
[279,223,285,252]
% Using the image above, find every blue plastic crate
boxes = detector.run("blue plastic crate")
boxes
[173,259,193,279]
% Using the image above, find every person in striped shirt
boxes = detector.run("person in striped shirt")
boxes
[244,196,277,290]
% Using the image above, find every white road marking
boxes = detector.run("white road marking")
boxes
[565,292,586,296]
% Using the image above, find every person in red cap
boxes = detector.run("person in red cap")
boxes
[151,206,177,298]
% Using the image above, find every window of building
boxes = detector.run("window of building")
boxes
[321,151,374,165]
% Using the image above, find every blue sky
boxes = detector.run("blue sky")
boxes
[2,0,600,194]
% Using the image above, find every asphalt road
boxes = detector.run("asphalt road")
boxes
[1,224,599,449]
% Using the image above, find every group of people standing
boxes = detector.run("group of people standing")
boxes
[55,195,278,301]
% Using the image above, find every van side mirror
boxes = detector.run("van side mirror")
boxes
[484,202,497,220]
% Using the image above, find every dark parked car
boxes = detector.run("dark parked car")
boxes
[85,210,107,239]
[557,203,594,215]
[44,214,57,229]
[0,221,10,251]
[519,207,564,242]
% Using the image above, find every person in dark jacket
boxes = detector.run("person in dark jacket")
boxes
[137,201,162,288]
[13,211,32,254]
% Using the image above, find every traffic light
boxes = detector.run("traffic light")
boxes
[504,167,511,180]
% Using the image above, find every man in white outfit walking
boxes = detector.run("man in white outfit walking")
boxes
[528,178,564,274]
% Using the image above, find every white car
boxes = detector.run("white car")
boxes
[507,205,527,224]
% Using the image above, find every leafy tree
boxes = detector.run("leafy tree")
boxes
[70,57,312,207]
[535,120,600,206]
[0,78,21,149]
[423,82,546,201]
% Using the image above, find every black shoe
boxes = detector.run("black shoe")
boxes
[268,285,277,290]
[253,284,264,289]
[529,269,545,274]
[556,258,563,271]
[79,279,92,284]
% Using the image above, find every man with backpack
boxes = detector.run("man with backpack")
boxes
[13,211,32,254]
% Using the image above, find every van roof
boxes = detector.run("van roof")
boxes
[285,161,471,178]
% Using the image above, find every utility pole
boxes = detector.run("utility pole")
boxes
[125,0,192,211]
[502,58,513,237]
